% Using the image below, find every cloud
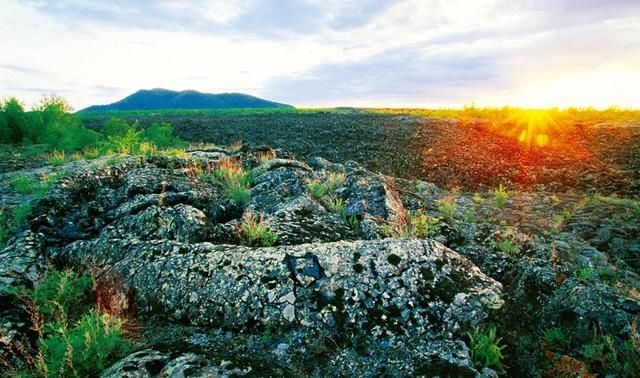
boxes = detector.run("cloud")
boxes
[4,0,640,108]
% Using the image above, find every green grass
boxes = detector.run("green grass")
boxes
[2,269,132,377]
[10,176,37,194]
[308,172,346,199]
[240,213,278,247]
[208,159,254,205]
[325,196,346,214]
[493,184,509,209]
[437,195,458,220]
[467,326,505,374]
[543,327,571,351]
[492,238,519,255]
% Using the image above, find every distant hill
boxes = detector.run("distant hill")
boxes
[79,89,293,112]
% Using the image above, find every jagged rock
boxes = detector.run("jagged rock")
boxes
[100,349,253,377]
[62,238,502,376]
[0,231,47,286]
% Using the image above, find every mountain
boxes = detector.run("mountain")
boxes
[79,89,293,112]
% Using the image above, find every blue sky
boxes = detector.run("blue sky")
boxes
[1,0,639,109]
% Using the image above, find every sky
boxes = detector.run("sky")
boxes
[1,0,639,110]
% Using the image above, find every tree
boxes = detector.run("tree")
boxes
[0,97,27,143]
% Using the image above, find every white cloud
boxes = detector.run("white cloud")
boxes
[1,0,639,109]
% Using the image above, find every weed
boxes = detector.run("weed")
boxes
[11,203,33,228]
[0,210,8,248]
[576,267,594,281]
[308,172,346,199]
[437,195,458,220]
[597,267,618,282]
[406,210,440,238]
[467,326,506,374]
[464,208,476,223]
[326,196,346,214]
[240,212,278,247]
[256,150,276,164]
[493,184,508,209]
[543,327,571,351]
[2,269,132,377]
[50,150,66,165]
[10,176,37,194]
[342,213,361,230]
[492,239,520,255]
[208,159,254,205]
[472,192,484,204]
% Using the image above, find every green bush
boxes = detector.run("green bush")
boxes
[468,326,505,374]
[10,176,37,194]
[543,327,571,351]
[100,118,143,154]
[493,184,508,209]
[325,196,346,214]
[39,310,131,377]
[492,239,519,255]
[437,195,458,220]
[4,269,132,377]
[142,122,185,148]
[209,159,254,205]
[0,97,27,143]
[307,172,346,199]
[240,213,278,247]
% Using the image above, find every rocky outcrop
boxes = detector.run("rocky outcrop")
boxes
[63,237,502,376]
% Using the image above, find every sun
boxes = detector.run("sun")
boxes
[505,109,558,148]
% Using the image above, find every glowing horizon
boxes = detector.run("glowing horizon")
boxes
[1,1,639,110]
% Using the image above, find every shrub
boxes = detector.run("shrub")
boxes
[493,184,508,209]
[6,269,132,377]
[11,203,32,228]
[468,326,506,374]
[0,210,8,248]
[405,210,440,238]
[492,239,519,255]
[544,327,571,351]
[101,119,143,154]
[437,195,458,220]
[343,213,361,230]
[326,196,345,214]
[50,150,66,165]
[308,172,346,199]
[210,159,254,205]
[10,176,37,194]
[240,212,278,247]
[0,97,27,143]
[142,122,185,148]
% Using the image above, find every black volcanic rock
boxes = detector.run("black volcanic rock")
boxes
[79,88,293,112]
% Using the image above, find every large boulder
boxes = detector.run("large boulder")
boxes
[62,238,502,376]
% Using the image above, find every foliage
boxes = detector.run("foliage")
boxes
[543,327,571,351]
[308,172,346,199]
[208,159,254,205]
[405,210,440,238]
[582,327,640,378]
[142,122,186,148]
[49,150,66,165]
[240,212,278,247]
[0,97,27,143]
[493,184,508,209]
[492,239,519,255]
[0,204,33,248]
[343,213,361,230]
[467,326,506,374]
[10,176,38,194]
[2,269,132,377]
[576,267,594,281]
[325,196,346,214]
[437,195,458,220]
